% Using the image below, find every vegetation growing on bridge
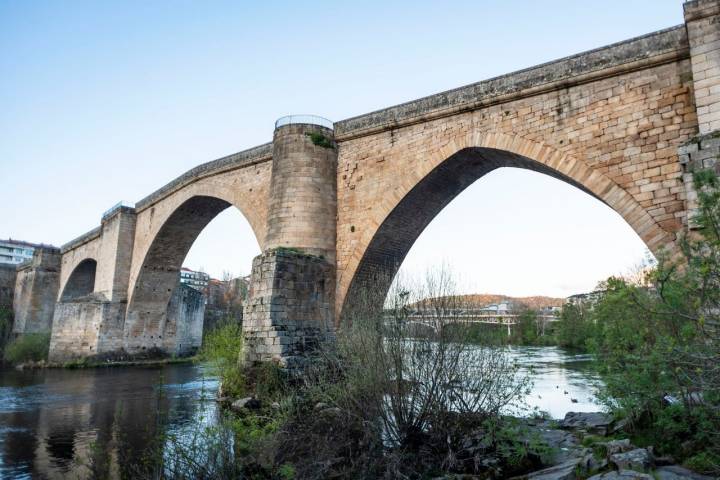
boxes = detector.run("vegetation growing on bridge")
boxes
[305,131,334,149]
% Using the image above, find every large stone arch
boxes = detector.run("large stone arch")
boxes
[125,194,259,353]
[127,163,271,298]
[337,132,678,319]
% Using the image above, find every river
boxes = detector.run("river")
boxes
[0,346,602,479]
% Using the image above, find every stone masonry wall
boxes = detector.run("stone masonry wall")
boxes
[0,264,16,309]
[678,130,720,226]
[164,283,205,357]
[333,48,697,315]
[48,298,126,361]
[264,124,338,261]
[49,284,204,362]
[13,248,61,335]
[128,156,271,299]
[95,207,136,302]
[243,250,335,370]
[684,0,720,135]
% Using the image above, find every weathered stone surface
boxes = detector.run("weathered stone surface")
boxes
[0,264,16,308]
[654,465,715,480]
[559,412,613,435]
[243,250,335,369]
[49,283,204,362]
[604,439,634,456]
[526,457,583,479]
[587,471,654,479]
[164,283,205,357]
[13,247,60,335]
[610,448,654,473]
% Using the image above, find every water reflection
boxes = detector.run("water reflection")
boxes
[511,346,602,418]
[0,364,218,479]
[0,348,601,479]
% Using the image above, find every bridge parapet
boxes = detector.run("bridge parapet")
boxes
[335,26,688,140]
[134,142,272,213]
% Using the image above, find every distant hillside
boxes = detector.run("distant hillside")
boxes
[410,294,564,310]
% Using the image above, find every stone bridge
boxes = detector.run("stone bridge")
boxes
[13,0,720,367]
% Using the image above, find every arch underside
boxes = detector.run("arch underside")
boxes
[341,146,651,320]
[60,259,97,301]
[125,196,232,351]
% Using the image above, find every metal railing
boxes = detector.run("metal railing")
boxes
[275,115,333,130]
[102,200,135,219]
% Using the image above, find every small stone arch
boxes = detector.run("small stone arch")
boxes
[60,258,97,301]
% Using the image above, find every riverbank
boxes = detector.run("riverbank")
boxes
[9,354,197,370]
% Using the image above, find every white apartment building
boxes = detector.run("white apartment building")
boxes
[0,239,38,265]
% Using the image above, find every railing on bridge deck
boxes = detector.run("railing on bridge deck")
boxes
[102,201,136,220]
[383,311,558,336]
[274,115,334,130]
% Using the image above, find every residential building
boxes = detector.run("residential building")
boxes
[0,239,42,265]
[565,291,605,308]
[179,267,210,291]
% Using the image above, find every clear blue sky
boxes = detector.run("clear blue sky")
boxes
[1,1,683,297]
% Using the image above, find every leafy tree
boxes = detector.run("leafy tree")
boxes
[554,301,594,350]
[588,169,720,474]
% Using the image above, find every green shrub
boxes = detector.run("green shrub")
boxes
[305,132,334,149]
[4,332,50,363]
[685,451,720,475]
[200,321,245,398]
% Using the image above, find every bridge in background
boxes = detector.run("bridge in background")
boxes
[389,312,559,336]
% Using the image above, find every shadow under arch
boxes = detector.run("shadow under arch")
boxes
[340,145,674,322]
[60,258,97,301]
[125,195,258,353]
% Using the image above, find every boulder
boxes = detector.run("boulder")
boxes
[654,465,715,480]
[559,412,613,435]
[609,448,654,472]
[587,471,654,479]
[526,457,584,480]
[230,397,261,411]
[532,426,582,463]
[604,439,633,456]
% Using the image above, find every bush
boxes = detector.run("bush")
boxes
[199,321,245,398]
[3,332,50,364]
[554,301,595,350]
[279,269,536,478]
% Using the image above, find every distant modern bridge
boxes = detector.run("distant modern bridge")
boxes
[388,312,559,336]
[11,0,720,369]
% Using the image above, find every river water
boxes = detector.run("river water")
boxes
[0,346,602,479]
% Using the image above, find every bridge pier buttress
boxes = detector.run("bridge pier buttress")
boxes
[243,117,337,370]
[13,247,61,336]
[679,0,720,226]
[49,205,137,361]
